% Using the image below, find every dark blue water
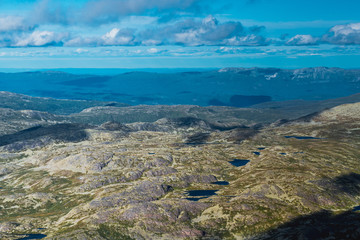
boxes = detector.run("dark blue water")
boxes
[352,206,360,211]
[285,136,321,140]
[186,190,218,197]
[212,181,230,185]
[257,147,266,150]
[280,153,287,155]
[229,159,250,167]
[148,153,155,155]
[253,152,261,156]
[16,234,47,240]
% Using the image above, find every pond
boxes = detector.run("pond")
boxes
[229,159,250,167]
[212,181,229,185]
[352,206,360,211]
[253,152,260,156]
[257,147,266,150]
[186,190,218,196]
[185,190,218,201]
[285,136,321,140]
[16,234,47,240]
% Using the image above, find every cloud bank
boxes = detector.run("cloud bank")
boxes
[57,16,268,47]
[2,16,360,48]
[0,0,359,48]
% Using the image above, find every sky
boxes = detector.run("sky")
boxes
[0,0,360,69]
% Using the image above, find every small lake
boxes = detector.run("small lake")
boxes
[285,136,321,140]
[280,153,287,155]
[185,190,218,201]
[212,181,229,185]
[16,234,47,240]
[187,190,218,196]
[257,147,266,150]
[229,159,250,167]
[253,152,260,156]
[352,206,360,211]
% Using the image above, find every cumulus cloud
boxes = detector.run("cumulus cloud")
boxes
[65,28,135,47]
[62,16,267,47]
[224,35,268,46]
[322,23,360,45]
[13,31,67,47]
[3,10,360,50]
[0,30,68,47]
[102,28,135,45]
[74,48,89,54]
[0,16,34,32]
[286,34,319,46]
[283,23,360,46]
[136,15,267,46]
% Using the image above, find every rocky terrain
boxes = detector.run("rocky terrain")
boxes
[0,92,359,239]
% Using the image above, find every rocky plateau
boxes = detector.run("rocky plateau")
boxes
[0,92,359,239]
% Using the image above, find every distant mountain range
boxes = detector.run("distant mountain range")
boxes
[1,91,360,136]
[0,67,359,106]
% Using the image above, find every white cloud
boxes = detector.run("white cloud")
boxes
[101,28,134,45]
[13,31,66,47]
[75,48,89,54]
[0,16,34,32]
[60,16,267,47]
[137,15,266,46]
[286,34,318,46]
[224,35,267,46]
[147,48,161,54]
[174,30,200,45]
[322,23,360,45]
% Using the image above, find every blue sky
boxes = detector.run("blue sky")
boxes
[0,0,359,69]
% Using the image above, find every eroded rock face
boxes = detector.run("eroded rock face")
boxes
[0,123,91,152]
[313,102,360,122]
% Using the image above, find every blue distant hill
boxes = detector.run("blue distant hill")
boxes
[0,67,359,107]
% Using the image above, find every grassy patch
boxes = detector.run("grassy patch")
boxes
[97,224,135,240]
